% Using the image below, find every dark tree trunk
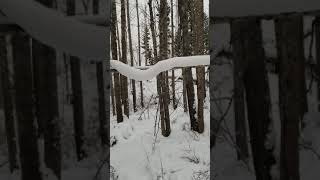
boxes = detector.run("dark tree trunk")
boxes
[12,32,42,180]
[232,39,249,161]
[170,0,177,110]
[112,0,123,123]
[275,15,304,180]
[93,0,108,146]
[194,0,205,133]
[315,17,320,112]
[32,1,62,178]
[120,0,129,118]
[179,0,197,131]
[158,0,171,137]
[126,0,137,112]
[136,0,144,108]
[148,0,158,65]
[231,18,275,180]
[0,35,19,173]
[67,0,87,161]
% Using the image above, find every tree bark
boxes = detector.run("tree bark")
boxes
[275,15,304,180]
[136,0,144,108]
[315,17,320,112]
[12,31,42,180]
[121,0,129,118]
[112,0,123,123]
[231,18,275,180]
[126,0,137,112]
[92,0,108,146]
[194,0,205,133]
[170,0,177,110]
[158,0,171,137]
[179,0,197,131]
[67,0,87,161]
[0,34,19,173]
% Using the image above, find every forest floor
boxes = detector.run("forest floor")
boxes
[110,69,210,180]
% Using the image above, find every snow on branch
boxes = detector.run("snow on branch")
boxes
[0,0,108,60]
[0,15,109,26]
[111,55,210,81]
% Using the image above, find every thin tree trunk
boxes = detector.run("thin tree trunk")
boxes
[231,18,275,180]
[126,0,137,112]
[315,17,320,112]
[111,77,116,116]
[0,34,19,173]
[233,56,249,160]
[67,0,87,161]
[148,0,158,65]
[136,0,144,108]
[170,0,177,109]
[92,0,108,146]
[275,15,304,180]
[121,0,129,118]
[12,32,42,180]
[112,0,123,123]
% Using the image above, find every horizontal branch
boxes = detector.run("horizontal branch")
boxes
[110,55,210,81]
[0,15,109,27]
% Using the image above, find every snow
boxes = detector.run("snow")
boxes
[212,0,320,18]
[110,69,210,180]
[111,55,210,81]
[211,61,320,180]
[0,0,108,60]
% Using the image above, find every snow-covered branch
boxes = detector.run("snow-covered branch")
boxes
[111,55,210,81]
[0,15,108,26]
[0,0,108,60]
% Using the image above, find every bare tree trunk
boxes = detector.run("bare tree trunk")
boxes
[31,1,62,178]
[136,0,144,108]
[121,0,129,118]
[179,0,197,131]
[148,0,158,65]
[67,0,87,161]
[111,77,116,116]
[315,17,320,112]
[275,15,304,180]
[158,0,171,137]
[233,55,249,160]
[126,0,137,112]
[194,0,205,133]
[0,34,19,173]
[170,0,177,110]
[231,18,275,180]
[92,0,108,146]
[12,32,42,180]
[112,0,123,123]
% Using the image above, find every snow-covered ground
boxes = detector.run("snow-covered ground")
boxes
[110,69,210,180]
[211,17,320,179]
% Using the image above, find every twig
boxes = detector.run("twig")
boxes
[0,160,8,168]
